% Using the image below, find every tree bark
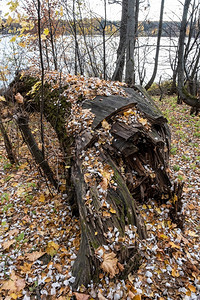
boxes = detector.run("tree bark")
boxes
[71,85,172,288]
[125,0,136,85]
[145,0,165,91]
[0,115,18,164]
[177,0,200,109]
[15,113,58,189]
[112,0,128,81]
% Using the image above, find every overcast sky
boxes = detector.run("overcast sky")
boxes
[1,0,184,21]
[87,0,184,21]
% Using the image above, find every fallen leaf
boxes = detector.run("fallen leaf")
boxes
[39,194,45,202]
[46,241,59,256]
[188,284,196,293]
[0,271,25,293]
[15,93,24,104]
[102,211,111,218]
[168,241,181,249]
[171,268,180,277]
[101,252,118,278]
[133,295,141,300]
[15,277,26,292]
[2,239,15,250]
[19,262,33,274]
[0,96,6,101]
[8,229,19,237]
[138,117,147,126]
[101,119,110,130]
[110,207,116,214]
[74,292,90,300]
[98,291,107,300]
[124,109,135,117]
[100,178,108,190]
[25,251,45,262]
[187,230,198,237]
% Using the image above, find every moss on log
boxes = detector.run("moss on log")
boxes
[2,70,175,289]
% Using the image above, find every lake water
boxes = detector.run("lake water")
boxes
[0,34,179,88]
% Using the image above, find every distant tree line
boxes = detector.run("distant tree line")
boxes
[0,18,190,37]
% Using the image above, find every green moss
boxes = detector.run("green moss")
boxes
[182,86,198,101]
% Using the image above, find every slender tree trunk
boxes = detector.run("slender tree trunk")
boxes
[177,0,191,94]
[145,0,165,90]
[177,0,200,111]
[0,115,18,164]
[103,0,107,80]
[125,0,136,85]
[112,0,128,82]
[72,0,83,75]
[15,113,58,189]
[78,3,98,77]
[47,0,58,71]
[37,0,45,158]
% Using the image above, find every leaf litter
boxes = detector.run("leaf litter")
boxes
[0,74,199,299]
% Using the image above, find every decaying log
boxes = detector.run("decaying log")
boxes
[70,85,173,288]
[1,72,176,289]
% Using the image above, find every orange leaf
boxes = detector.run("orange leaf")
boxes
[19,262,33,274]
[102,211,111,218]
[110,207,116,214]
[100,178,108,190]
[168,241,181,249]
[171,268,180,277]
[188,284,196,293]
[39,194,45,202]
[138,117,147,126]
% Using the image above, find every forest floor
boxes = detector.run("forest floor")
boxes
[0,95,199,300]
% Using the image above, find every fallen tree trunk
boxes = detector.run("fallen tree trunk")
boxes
[1,71,175,289]
[70,85,172,288]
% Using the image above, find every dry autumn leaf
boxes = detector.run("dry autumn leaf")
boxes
[101,119,110,130]
[102,211,111,218]
[15,92,24,104]
[98,291,107,300]
[171,268,180,277]
[46,241,60,256]
[101,252,118,278]
[168,241,181,249]
[0,271,25,293]
[74,292,90,300]
[188,284,196,293]
[100,178,108,190]
[19,262,33,274]
[25,251,45,262]
[2,239,15,250]
[8,229,19,237]
[39,194,45,202]
[110,207,116,214]
[138,117,147,126]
